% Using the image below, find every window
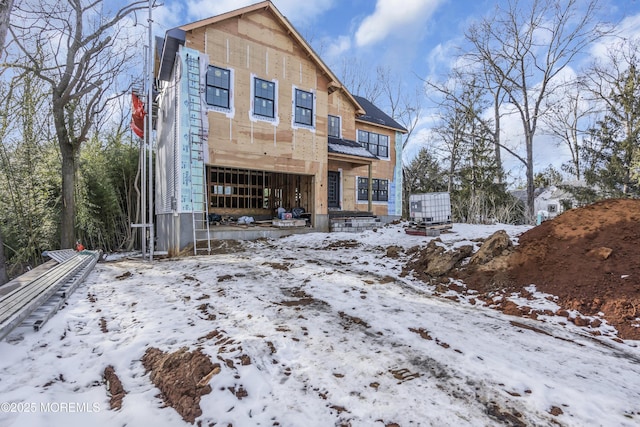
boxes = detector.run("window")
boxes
[548,204,558,213]
[294,89,314,126]
[254,78,275,118]
[357,178,389,202]
[206,66,230,109]
[358,130,389,157]
[328,115,341,137]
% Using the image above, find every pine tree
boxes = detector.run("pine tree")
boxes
[404,148,448,194]
[583,64,640,197]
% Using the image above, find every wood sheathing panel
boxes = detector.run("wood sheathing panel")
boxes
[198,11,329,179]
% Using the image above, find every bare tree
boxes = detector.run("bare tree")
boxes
[541,78,596,180]
[374,67,423,217]
[427,61,512,186]
[338,57,384,103]
[8,0,147,248]
[464,0,609,220]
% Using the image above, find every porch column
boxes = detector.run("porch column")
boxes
[368,162,372,212]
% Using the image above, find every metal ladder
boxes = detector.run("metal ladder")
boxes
[186,54,211,255]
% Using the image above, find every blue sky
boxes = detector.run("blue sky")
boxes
[142,0,640,180]
[149,0,640,79]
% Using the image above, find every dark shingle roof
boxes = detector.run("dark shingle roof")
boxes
[353,95,407,132]
[328,137,378,159]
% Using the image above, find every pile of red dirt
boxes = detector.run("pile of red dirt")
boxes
[464,198,640,340]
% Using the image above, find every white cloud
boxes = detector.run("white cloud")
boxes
[324,35,351,62]
[355,0,443,48]
[153,2,186,33]
[590,13,640,61]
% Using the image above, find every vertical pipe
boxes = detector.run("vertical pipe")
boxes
[148,0,154,261]
[141,46,147,259]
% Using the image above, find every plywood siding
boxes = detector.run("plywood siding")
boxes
[328,91,358,141]
[191,10,330,175]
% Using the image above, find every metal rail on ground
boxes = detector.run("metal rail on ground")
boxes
[0,250,100,341]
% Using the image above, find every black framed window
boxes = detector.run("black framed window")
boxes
[294,89,313,126]
[328,115,340,137]
[358,130,389,157]
[206,66,230,109]
[357,178,389,202]
[254,78,275,118]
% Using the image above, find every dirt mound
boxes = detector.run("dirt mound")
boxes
[142,347,218,424]
[463,198,640,340]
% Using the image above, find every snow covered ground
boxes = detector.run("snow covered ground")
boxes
[1,223,639,427]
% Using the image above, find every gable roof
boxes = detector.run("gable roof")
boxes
[353,95,407,133]
[177,1,365,116]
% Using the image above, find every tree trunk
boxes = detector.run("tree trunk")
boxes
[0,0,14,55]
[60,141,76,249]
[493,93,503,183]
[0,229,8,285]
[526,135,535,220]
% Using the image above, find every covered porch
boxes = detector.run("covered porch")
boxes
[327,138,380,232]
[327,136,377,214]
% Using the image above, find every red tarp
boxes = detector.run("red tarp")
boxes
[131,93,146,138]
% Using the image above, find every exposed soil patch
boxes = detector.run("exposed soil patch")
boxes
[141,347,216,424]
[338,311,370,329]
[115,271,132,280]
[103,365,126,410]
[263,261,292,271]
[99,317,108,333]
[322,239,361,250]
[386,245,403,258]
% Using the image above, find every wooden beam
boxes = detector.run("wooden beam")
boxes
[328,153,374,166]
[368,163,372,212]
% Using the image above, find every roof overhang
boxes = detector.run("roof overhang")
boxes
[355,118,407,134]
[156,27,186,82]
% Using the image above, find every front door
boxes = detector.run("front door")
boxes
[327,171,340,209]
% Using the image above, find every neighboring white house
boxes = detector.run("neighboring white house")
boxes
[533,185,577,221]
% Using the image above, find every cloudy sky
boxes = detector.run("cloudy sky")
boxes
[140,0,640,181]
